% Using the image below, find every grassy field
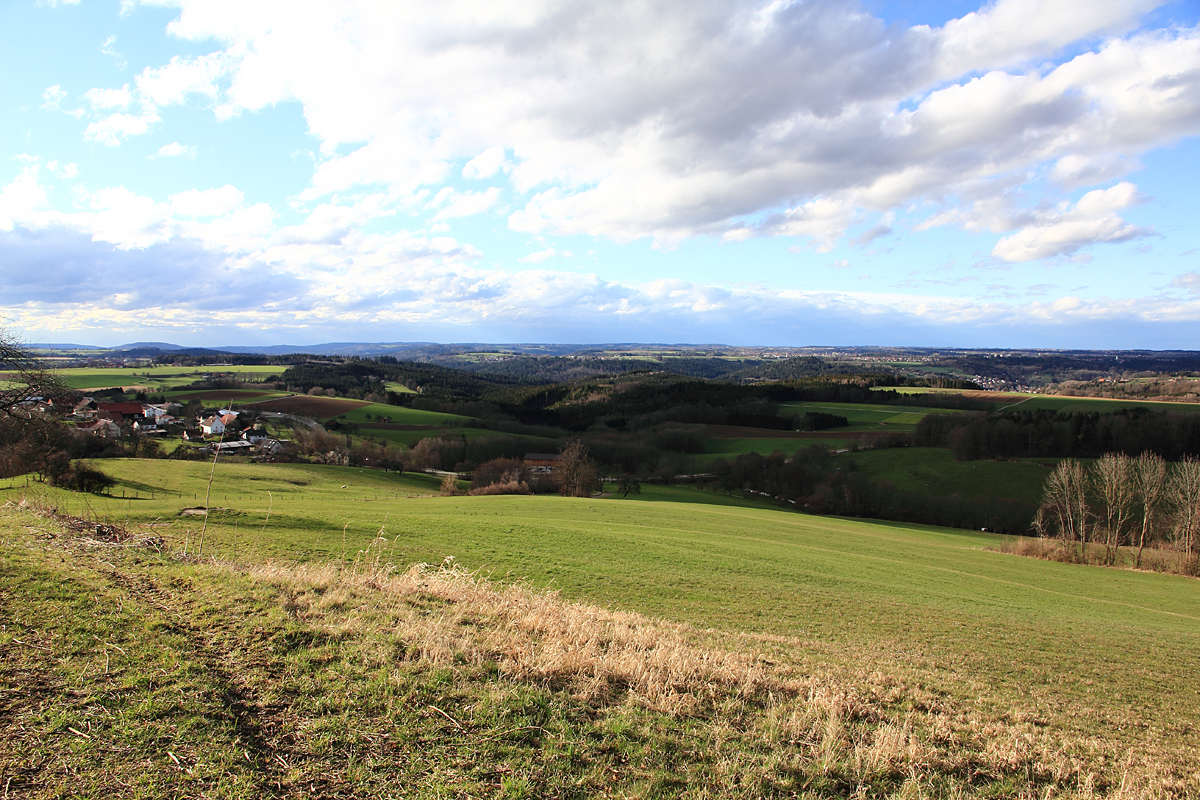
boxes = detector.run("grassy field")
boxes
[49,365,288,391]
[3,458,1198,796]
[778,401,965,432]
[844,447,1052,503]
[702,437,858,458]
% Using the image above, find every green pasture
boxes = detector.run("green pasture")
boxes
[382,380,417,394]
[844,446,1051,503]
[4,457,1198,766]
[330,402,473,427]
[161,389,291,404]
[779,400,961,431]
[702,436,857,458]
[53,365,287,391]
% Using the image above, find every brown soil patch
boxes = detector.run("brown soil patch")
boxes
[251,395,371,417]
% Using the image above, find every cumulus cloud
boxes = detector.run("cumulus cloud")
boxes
[520,247,556,264]
[169,185,244,218]
[84,110,160,146]
[991,182,1150,262]
[154,142,196,159]
[1172,271,1200,293]
[428,187,502,221]
[122,0,1198,254]
[40,85,67,110]
[463,147,507,180]
[135,53,225,107]
[16,0,1200,345]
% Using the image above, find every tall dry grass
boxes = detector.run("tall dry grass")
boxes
[238,552,1194,798]
[7,497,1196,798]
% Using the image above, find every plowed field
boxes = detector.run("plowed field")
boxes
[250,395,371,417]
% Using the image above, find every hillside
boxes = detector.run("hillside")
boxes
[2,460,1197,797]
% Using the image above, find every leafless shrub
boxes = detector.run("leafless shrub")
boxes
[467,480,531,496]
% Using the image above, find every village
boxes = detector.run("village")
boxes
[17,395,288,458]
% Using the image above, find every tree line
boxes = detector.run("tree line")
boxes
[705,447,1035,535]
[916,407,1200,461]
[1032,453,1199,574]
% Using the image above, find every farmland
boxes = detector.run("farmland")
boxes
[49,364,288,391]
[2,458,1198,797]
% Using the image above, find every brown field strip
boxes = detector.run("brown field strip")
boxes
[249,395,372,416]
[170,389,279,401]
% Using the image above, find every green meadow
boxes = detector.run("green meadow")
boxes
[52,365,288,391]
[843,447,1052,503]
[778,401,964,431]
[3,457,1198,796]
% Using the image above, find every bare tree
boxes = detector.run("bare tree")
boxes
[1133,451,1168,569]
[0,329,65,417]
[1093,452,1135,565]
[1167,456,1200,561]
[555,440,599,498]
[1035,459,1090,553]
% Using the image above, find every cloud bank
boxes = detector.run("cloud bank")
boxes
[7,0,1200,345]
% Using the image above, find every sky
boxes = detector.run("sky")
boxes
[2,0,1200,349]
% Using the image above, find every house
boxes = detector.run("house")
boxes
[220,412,239,427]
[241,426,269,443]
[96,401,145,420]
[208,440,253,453]
[523,453,563,472]
[199,415,225,436]
[182,428,205,441]
[78,418,121,438]
[73,398,98,418]
[142,403,180,420]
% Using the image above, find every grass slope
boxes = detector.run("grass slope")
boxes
[2,458,1197,788]
[55,365,287,391]
[843,447,1051,504]
[10,503,1181,798]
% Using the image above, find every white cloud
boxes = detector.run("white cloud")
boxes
[1171,271,1200,294]
[169,185,244,218]
[155,142,197,159]
[520,247,556,264]
[991,182,1150,262]
[100,35,127,70]
[84,111,160,146]
[463,146,507,180]
[84,85,133,110]
[429,187,502,220]
[138,0,1200,256]
[41,85,67,110]
[135,54,226,107]
[933,0,1164,78]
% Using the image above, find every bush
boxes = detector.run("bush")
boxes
[65,461,116,493]
[468,480,531,496]
[471,457,527,490]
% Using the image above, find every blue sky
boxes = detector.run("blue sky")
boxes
[2,0,1200,348]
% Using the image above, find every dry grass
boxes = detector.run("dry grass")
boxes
[992,535,1200,576]
[4,498,1197,798]
[239,546,1193,798]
